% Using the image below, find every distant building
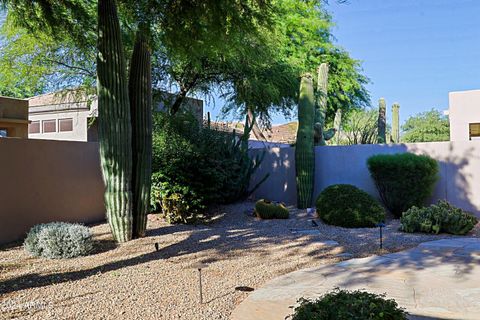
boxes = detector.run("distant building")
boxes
[449,89,480,141]
[28,90,203,141]
[0,96,29,138]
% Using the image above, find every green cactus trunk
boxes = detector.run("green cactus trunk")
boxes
[314,63,329,146]
[296,73,315,209]
[377,98,387,143]
[129,27,152,239]
[392,103,400,143]
[334,109,342,145]
[97,0,133,242]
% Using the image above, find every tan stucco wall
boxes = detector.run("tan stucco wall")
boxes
[0,96,29,138]
[449,89,480,141]
[0,139,105,244]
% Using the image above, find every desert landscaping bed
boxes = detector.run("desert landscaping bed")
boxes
[1,201,478,320]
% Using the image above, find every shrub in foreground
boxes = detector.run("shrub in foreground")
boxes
[316,184,385,228]
[24,222,93,259]
[367,153,438,217]
[254,199,289,219]
[289,288,407,320]
[401,200,478,235]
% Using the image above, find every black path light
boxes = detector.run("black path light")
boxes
[376,222,386,249]
[192,262,208,304]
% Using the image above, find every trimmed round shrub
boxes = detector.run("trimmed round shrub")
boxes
[254,199,289,219]
[24,222,93,259]
[367,153,439,217]
[401,200,478,235]
[316,184,385,228]
[289,288,407,320]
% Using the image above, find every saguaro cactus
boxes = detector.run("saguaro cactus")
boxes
[377,98,386,144]
[296,73,315,209]
[314,63,329,146]
[97,0,133,242]
[129,27,152,239]
[392,103,400,143]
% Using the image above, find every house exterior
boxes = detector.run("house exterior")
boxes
[0,96,29,138]
[28,90,203,141]
[449,89,480,141]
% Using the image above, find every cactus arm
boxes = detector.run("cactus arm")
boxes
[333,109,342,145]
[295,73,315,209]
[129,25,152,239]
[314,63,329,146]
[377,98,387,143]
[97,0,133,242]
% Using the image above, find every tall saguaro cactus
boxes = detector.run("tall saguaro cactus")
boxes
[97,0,133,242]
[377,98,386,143]
[334,109,342,145]
[129,27,152,239]
[296,73,315,209]
[392,103,400,143]
[314,63,329,146]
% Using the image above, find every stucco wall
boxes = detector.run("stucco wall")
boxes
[250,141,480,217]
[0,138,105,244]
[449,89,480,141]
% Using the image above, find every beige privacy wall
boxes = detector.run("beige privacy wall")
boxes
[250,141,480,218]
[0,138,105,244]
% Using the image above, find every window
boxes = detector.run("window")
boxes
[29,121,40,134]
[469,123,480,140]
[0,129,7,138]
[59,118,73,132]
[43,120,56,133]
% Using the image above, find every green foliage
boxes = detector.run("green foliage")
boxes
[24,222,93,259]
[340,108,378,145]
[295,74,315,209]
[367,153,439,217]
[254,199,289,219]
[289,288,407,320]
[401,109,450,143]
[151,112,266,222]
[401,200,478,235]
[316,184,385,228]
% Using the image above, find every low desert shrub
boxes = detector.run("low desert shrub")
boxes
[289,288,407,320]
[254,199,289,219]
[401,200,478,235]
[24,222,93,259]
[367,153,438,217]
[316,184,385,228]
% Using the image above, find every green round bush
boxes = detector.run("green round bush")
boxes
[290,288,407,320]
[24,222,93,259]
[367,153,439,217]
[316,184,385,228]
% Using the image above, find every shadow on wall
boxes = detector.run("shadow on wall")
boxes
[251,141,480,217]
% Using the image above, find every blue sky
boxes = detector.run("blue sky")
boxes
[206,0,480,125]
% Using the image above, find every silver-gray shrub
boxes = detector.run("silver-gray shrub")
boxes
[24,222,93,259]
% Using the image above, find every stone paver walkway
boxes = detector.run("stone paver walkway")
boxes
[231,238,480,320]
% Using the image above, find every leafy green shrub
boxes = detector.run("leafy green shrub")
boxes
[24,222,93,259]
[401,200,478,235]
[367,153,439,217]
[289,288,407,320]
[316,184,385,228]
[254,199,289,219]
[151,112,267,222]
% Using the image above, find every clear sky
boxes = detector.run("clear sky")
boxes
[205,0,480,125]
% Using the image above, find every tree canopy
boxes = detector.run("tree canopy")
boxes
[401,109,450,143]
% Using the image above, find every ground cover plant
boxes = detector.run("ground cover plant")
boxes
[367,153,439,217]
[254,199,289,219]
[24,222,93,259]
[289,288,407,320]
[316,184,385,228]
[401,200,478,235]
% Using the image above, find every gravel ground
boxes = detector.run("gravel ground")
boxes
[1,201,478,320]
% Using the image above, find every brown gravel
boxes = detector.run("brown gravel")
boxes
[1,202,478,320]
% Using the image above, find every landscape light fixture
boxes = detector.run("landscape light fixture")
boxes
[377,222,386,249]
[192,262,208,304]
